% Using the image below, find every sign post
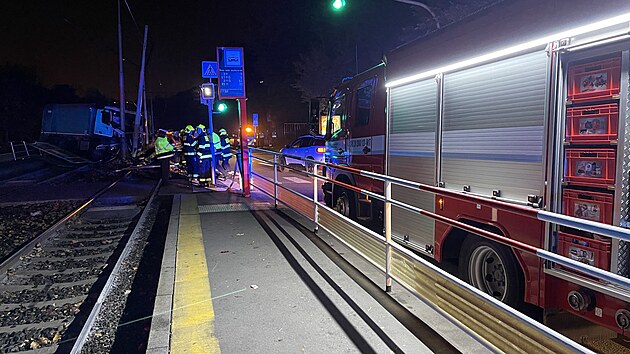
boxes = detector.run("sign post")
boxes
[199,81,217,185]
[217,47,249,197]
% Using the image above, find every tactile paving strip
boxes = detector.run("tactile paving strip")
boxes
[197,203,272,213]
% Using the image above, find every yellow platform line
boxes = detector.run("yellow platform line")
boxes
[171,194,220,354]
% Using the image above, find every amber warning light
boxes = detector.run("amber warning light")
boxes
[438,197,444,210]
[316,147,326,153]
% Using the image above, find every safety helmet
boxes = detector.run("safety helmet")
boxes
[219,128,227,135]
[197,124,206,132]
[185,125,194,133]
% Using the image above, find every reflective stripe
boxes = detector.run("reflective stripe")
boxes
[198,154,212,159]
[222,153,232,157]
[157,153,174,159]
[184,152,195,156]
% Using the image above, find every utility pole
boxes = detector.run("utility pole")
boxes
[117,0,128,157]
[133,25,149,155]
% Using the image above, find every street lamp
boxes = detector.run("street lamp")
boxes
[331,1,440,29]
[392,0,440,29]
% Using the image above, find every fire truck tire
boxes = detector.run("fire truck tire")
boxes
[335,189,356,219]
[459,235,523,309]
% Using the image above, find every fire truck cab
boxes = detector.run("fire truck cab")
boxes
[322,64,386,221]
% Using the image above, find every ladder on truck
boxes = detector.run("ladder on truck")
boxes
[30,142,90,164]
[9,141,30,161]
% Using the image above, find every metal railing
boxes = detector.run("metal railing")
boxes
[247,147,615,353]
[9,141,30,161]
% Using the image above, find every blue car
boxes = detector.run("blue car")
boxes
[279,134,326,173]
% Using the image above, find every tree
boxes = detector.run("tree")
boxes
[0,65,45,142]
[292,46,355,103]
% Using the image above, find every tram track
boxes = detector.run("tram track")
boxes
[0,173,159,353]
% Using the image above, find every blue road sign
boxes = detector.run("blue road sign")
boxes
[217,47,246,99]
[201,61,218,79]
[253,113,258,127]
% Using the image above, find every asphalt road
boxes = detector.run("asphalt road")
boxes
[250,151,324,201]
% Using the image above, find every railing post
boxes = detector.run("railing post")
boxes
[385,180,392,292]
[10,142,16,161]
[273,154,278,208]
[313,164,319,233]
[248,147,253,184]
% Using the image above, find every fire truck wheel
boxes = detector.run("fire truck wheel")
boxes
[459,236,523,308]
[335,189,356,219]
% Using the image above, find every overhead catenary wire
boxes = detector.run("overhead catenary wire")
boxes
[124,0,144,45]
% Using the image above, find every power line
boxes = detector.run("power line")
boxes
[124,0,143,45]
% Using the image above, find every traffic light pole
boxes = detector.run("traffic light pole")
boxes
[207,99,217,186]
[238,98,251,197]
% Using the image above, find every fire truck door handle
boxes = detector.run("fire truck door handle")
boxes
[362,146,371,154]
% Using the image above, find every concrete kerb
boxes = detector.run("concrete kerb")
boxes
[146,194,181,353]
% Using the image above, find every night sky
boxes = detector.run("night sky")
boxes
[1,1,418,130]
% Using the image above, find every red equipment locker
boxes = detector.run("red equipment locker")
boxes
[565,104,619,144]
[567,56,621,104]
[564,148,616,189]
[558,231,611,270]
[562,189,613,225]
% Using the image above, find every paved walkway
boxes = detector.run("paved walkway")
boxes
[148,183,489,353]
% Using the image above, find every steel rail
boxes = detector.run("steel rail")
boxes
[70,178,161,353]
[0,171,131,283]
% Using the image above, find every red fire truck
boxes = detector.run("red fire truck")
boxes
[322,0,630,335]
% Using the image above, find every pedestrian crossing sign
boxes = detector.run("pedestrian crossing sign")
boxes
[201,61,218,79]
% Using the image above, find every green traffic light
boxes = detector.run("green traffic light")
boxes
[332,0,346,10]
[217,102,227,112]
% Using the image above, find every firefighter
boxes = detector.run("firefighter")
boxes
[196,124,213,186]
[155,129,175,184]
[219,128,233,170]
[182,125,198,182]
[212,130,228,180]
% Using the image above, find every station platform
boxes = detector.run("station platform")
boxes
[146,176,489,353]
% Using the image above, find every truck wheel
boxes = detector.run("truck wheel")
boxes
[335,188,356,219]
[459,235,523,309]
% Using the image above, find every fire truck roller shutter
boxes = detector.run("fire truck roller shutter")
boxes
[388,78,437,253]
[440,50,547,202]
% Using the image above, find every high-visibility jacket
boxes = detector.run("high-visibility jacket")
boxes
[212,132,222,156]
[155,137,174,159]
[220,134,232,159]
[197,132,212,159]
[182,133,197,156]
